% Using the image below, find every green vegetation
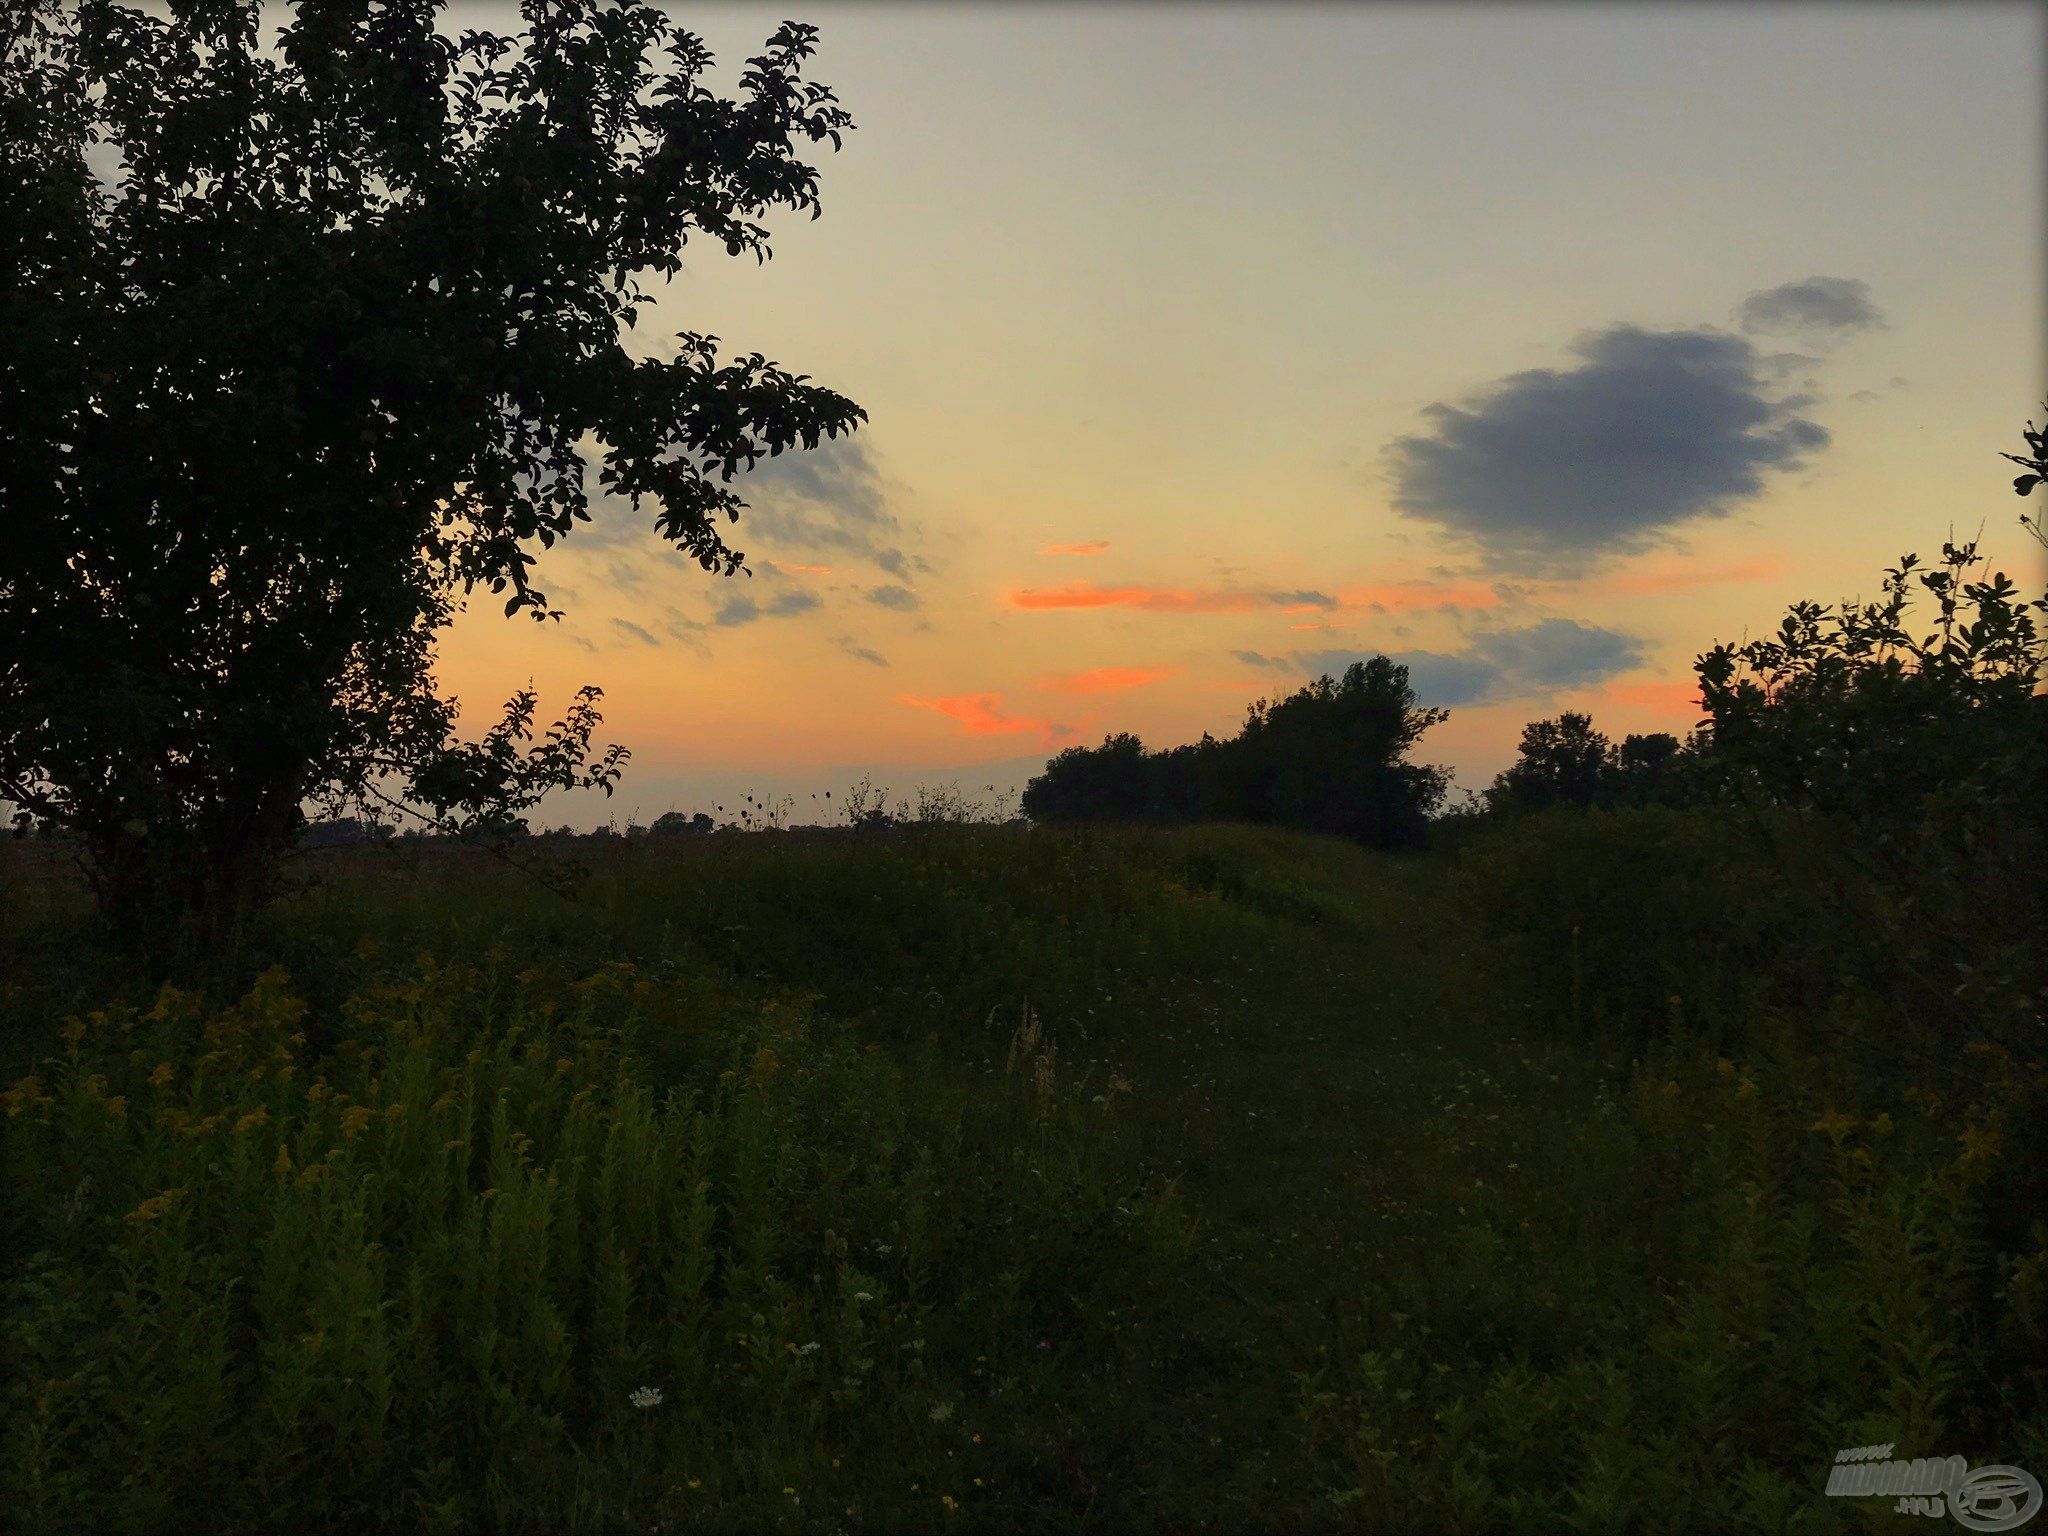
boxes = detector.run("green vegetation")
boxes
[6,815,2040,1532]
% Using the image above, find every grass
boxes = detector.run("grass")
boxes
[3,820,2041,1532]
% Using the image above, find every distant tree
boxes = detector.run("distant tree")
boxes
[650,810,715,836]
[1607,732,1690,808]
[0,1,861,942]
[1022,660,1450,849]
[1486,713,1614,814]
[1236,659,1450,846]
[1022,733,1154,824]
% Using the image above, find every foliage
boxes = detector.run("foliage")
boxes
[4,822,2041,1531]
[1483,713,1701,815]
[1024,658,1451,849]
[0,0,863,939]
[1695,537,2045,828]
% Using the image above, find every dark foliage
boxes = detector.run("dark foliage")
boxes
[1024,657,1451,848]
[0,0,862,943]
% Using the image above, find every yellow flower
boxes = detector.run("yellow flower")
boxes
[942,1495,957,1511]
[60,1017,85,1043]
[104,1096,127,1118]
[274,1144,293,1177]
[340,1105,373,1139]
[686,1480,702,1491]
[1810,1109,1857,1140]
[3,1074,52,1117]
[126,1187,184,1223]
[235,1107,270,1134]
[1958,1123,2002,1167]
[149,1063,174,1088]
[1735,1078,1758,1099]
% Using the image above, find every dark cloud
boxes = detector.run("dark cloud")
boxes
[712,587,823,628]
[1232,649,1294,671]
[1270,589,1339,610]
[737,434,920,577]
[611,618,660,647]
[1295,620,1645,707]
[866,584,920,611]
[1736,276,1885,339]
[836,637,889,667]
[1387,325,1828,574]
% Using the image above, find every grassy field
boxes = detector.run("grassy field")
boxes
[3,820,2040,1533]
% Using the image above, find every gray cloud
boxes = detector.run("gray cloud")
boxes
[1737,276,1885,339]
[737,434,920,577]
[1270,589,1339,610]
[712,587,824,628]
[1232,649,1293,671]
[836,637,889,667]
[611,618,660,647]
[866,584,920,611]
[1295,620,1646,708]
[1386,325,1828,574]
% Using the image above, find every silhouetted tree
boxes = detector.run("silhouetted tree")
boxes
[1023,733,1154,824]
[0,1,861,941]
[1607,732,1690,808]
[1022,660,1449,848]
[1486,713,1614,813]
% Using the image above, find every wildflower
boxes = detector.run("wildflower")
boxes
[930,1401,953,1422]
[686,1479,702,1490]
[340,1105,373,1138]
[126,1188,184,1223]
[1810,1109,1857,1140]
[235,1107,270,1134]
[853,1292,874,1303]
[148,1063,174,1088]
[943,1495,958,1511]
[629,1386,664,1410]
[104,1096,127,1118]
[274,1144,293,1178]
[1958,1123,2003,1168]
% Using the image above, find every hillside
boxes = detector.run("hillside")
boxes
[2,822,2039,1532]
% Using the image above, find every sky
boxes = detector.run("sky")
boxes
[432,1,2048,827]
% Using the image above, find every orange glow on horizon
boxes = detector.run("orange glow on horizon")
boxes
[1040,541,1111,555]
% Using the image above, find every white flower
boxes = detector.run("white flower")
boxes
[929,1401,953,1423]
[630,1386,664,1410]
[853,1291,874,1303]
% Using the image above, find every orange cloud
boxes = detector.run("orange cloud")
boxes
[1009,582,1265,613]
[1040,541,1111,555]
[1598,555,1786,596]
[1008,578,1495,616]
[899,692,1065,744]
[770,561,834,576]
[1037,665,1177,694]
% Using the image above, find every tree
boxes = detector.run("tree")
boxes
[0,0,863,940]
[1022,733,1154,824]
[1021,659,1450,848]
[1486,713,1613,814]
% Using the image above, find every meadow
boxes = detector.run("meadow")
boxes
[3,814,2039,1533]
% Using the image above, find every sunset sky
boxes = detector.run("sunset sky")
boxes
[434,1,2046,827]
